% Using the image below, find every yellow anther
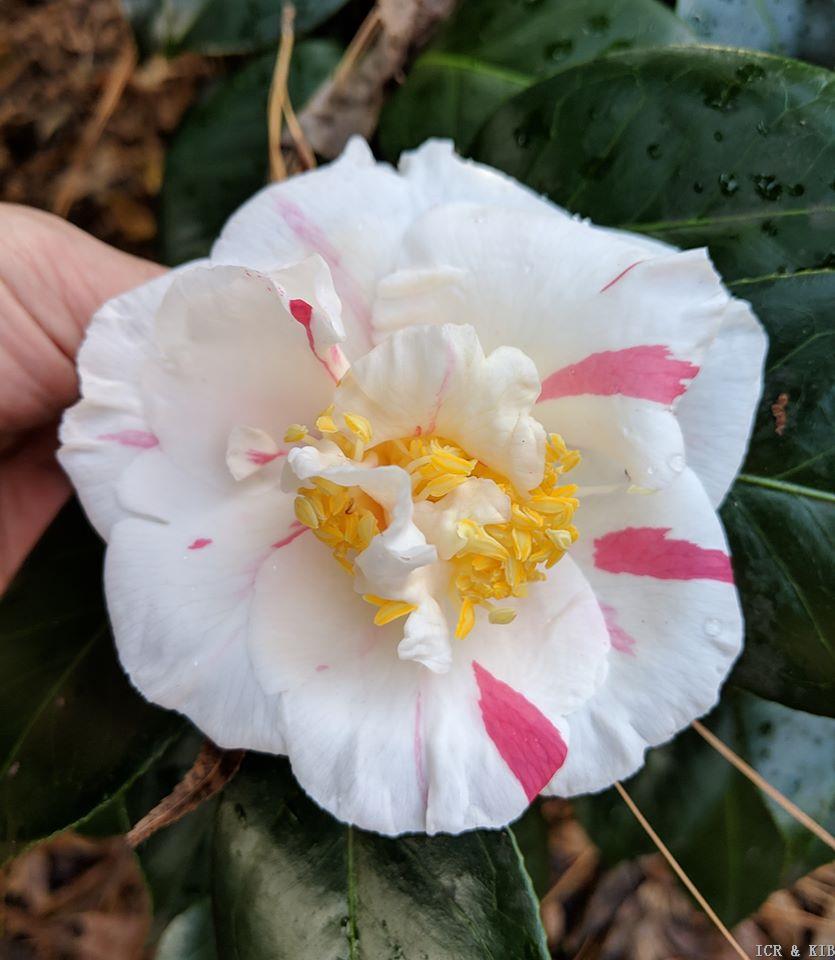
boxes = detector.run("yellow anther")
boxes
[344,412,373,443]
[284,424,309,443]
[294,495,321,530]
[430,448,476,475]
[316,414,338,434]
[511,527,532,561]
[456,520,508,560]
[488,606,517,625]
[455,598,476,639]
[312,476,343,496]
[546,528,574,551]
[422,473,470,499]
[363,595,417,625]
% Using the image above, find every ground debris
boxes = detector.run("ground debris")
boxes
[0,832,150,960]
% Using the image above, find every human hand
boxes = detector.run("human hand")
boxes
[0,204,163,591]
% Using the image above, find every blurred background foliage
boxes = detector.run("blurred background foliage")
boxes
[1,0,833,957]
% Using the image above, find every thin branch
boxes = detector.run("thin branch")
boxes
[331,5,383,91]
[614,781,748,960]
[693,719,835,852]
[268,3,297,182]
[126,740,244,848]
[283,95,316,171]
[53,39,137,217]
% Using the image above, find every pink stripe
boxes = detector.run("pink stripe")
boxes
[315,663,330,672]
[539,345,699,405]
[473,662,567,801]
[275,196,374,346]
[98,429,158,449]
[594,527,733,583]
[288,298,342,383]
[246,448,286,466]
[599,259,645,292]
[271,522,308,550]
[599,603,636,655]
[425,338,456,434]
[188,538,213,550]
[413,691,428,807]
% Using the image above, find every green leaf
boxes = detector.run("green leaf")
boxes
[677,0,834,67]
[0,502,181,862]
[472,46,835,281]
[122,0,349,56]
[156,899,218,960]
[212,756,550,960]
[723,270,835,716]
[379,0,693,157]
[574,689,834,925]
[161,39,341,265]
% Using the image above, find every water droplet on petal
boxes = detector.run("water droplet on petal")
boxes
[704,618,722,637]
[668,453,685,473]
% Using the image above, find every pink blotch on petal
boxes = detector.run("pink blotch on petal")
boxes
[98,429,158,449]
[599,603,636,655]
[315,664,330,672]
[594,527,734,583]
[188,538,213,550]
[473,661,567,801]
[539,345,699,405]
[246,448,285,466]
[272,522,309,550]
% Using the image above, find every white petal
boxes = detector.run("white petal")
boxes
[334,323,547,492]
[58,266,203,538]
[251,541,607,833]
[211,137,415,358]
[544,468,743,796]
[140,262,341,492]
[226,425,283,481]
[105,489,299,752]
[398,139,558,215]
[372,204,734,492]
[676,298,767,505]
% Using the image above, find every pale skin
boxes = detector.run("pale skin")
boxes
[0,204,163,592]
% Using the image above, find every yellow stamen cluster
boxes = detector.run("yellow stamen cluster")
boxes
[374,432,580,639]
[289,411,580,638]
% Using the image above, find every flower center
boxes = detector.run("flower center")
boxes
[286,409,580,640]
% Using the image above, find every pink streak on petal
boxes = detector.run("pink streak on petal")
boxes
[594,527,734,583]
[271,522,309,550]
[473,661,568,801]
[188,538,213,550]
[246,448,286,466]
[538,345,699,405]
[426,338,456,434]
[289,297,341,383]
[98,429,159,449]
[599,259,646,293]
[315,664,330,672]
[274,195,374,346]
[599,602,636,655]
[414,691,428,806]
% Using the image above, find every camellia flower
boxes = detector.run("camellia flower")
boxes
[59,139,766,835]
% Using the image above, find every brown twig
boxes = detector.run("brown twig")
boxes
[283,95,317,171]
[614,781,748,960]
[53,38,137,218]
[268,3,297,181]
[693,719,835,852]
[126,740,244,848]
[331,5,383,90]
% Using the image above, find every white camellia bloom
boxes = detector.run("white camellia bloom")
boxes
[59,139,767,836]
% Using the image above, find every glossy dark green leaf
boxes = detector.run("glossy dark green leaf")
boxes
[379,0,693,157]
[156,899,218,960]
[213,756,550,960]
[473,47,835,281]
[677,0,834,67]
[723,270,835,715]
[0,502,181,862]
[122,0,349,56]
[161,39,340,265]
[575,690,834,925]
